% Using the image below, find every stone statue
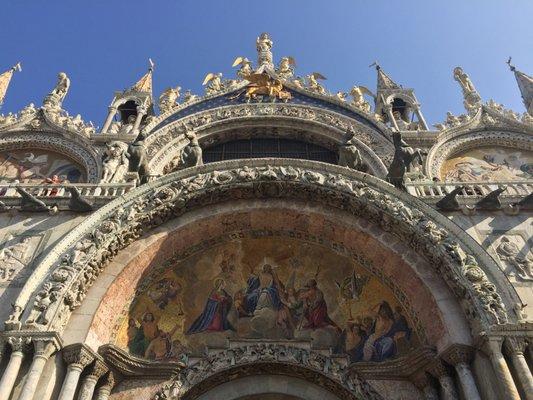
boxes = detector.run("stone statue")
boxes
[43,72,70,108]
[67,187,93,213]
[117,115,136,135]
[306,73,327,94]
[496,236,533,280]
[338,127,365,171]
[102,141,130,183]
[182,90,198,103]
[387,132,421,190]
[202,73,224,95]
[453,67,481,113]
[349,86,373,113]
[336,91,347,101]
[159,86,181,113]
[179,131,203,169]
[232,57,253,78]
[256,32,273,66]
[276,56,295,79]
[128,134,149,184]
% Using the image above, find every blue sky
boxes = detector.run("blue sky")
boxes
[1,1,532,127]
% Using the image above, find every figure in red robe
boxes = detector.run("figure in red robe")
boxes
[299,279,339,330]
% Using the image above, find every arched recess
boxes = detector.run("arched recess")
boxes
[141,104,392,176]
[425,129,533,180]
[0,131,101,183]
[7,159,520,340]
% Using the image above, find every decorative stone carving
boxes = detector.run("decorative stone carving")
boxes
[141,103,391,176]
[306,73,327,95]
[10,160,509,334]
[101,141,130,183]
[495,236,533,281]
[165,131,203,173]
[0,235,33,283]
[16,187,50,212]
[349,86,373,113]
[435,186,463,211]
[158,86,181,113]
[128,135,149,183]
[152,344,383,400]
[67,187,94,213]
[202,73,224,95]
[338,127,366,171]
[475,187,506,210]
[62,343,95,367]
[43,72,70,110]
[453,67,481,114]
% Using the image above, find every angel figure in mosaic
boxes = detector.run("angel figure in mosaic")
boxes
[202,73,224,95]
[232,57,253,78]
[277,56,296,79]
[306,73,327,95]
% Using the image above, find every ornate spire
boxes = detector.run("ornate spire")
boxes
[507,57,533,114]
[0,62,22,106]
[371,62,400,91]
[130,59,154,94]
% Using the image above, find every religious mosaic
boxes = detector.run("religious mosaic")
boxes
[441,147,533,182]
[0,149,84,183]
[115,237,418,363]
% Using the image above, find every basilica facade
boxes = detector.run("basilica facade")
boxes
[0,34,531,400]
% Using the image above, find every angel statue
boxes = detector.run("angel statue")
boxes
[306,73,327,95]
[158,86,181,113]
[232,57,253,78]
[349,86,374,113]
[276,57,296,79]
[453,67,481,113]
[43,72,70,109]
[203,73,224,95]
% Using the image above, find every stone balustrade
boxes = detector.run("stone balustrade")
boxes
[0,182,136,210]
[405,180,532,205]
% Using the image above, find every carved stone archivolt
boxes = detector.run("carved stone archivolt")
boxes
[140,103,392,175]
[425,128,533,180]
[5,159,518,338]
[151,344,383,400]
[0,132,101,183]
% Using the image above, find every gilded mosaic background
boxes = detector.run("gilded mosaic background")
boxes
[115,237,418,363]
[0,149,84,183]
[441,147,533,182]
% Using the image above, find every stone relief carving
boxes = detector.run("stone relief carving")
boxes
[152,344,383,400]
[101,141,130,183]
[0,234,43,284]
[495,236,533,281]
[141,103,392,175]
[8,161,509,334]
[164,131,203,173]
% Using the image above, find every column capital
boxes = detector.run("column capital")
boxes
[427,359,451,379]
[5,336,32,353]
[441,344,476,366]
[482,335,504,356]
[85,359,109,382]
[503,337,529,356]
[108,105,118,112]
[98,370,118,390]
[62,343,95,368]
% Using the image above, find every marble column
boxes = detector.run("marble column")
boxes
[442,345,481,400]
[384,104,399,130]
[77,359,108,400]
[131,105,147,135]
[504,337,533,400]
[0,337,30,400]
[101,106,118,133]
[428,359,458,400]
[57,344,95,400]
[411,371,439,400]
[413,104,429,130]
[93,371,117,400]
[18,337,60,400]
[485,336,521,400]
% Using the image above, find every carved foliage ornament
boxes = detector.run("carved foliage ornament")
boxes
[10,162,508,334]
[141,103,392,172]
[152,344,383,400]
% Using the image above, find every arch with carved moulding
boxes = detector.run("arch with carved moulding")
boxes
[425,129,533,179]
[141,103,393,176]
[0,131,102,183]
[5,159,521,340]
